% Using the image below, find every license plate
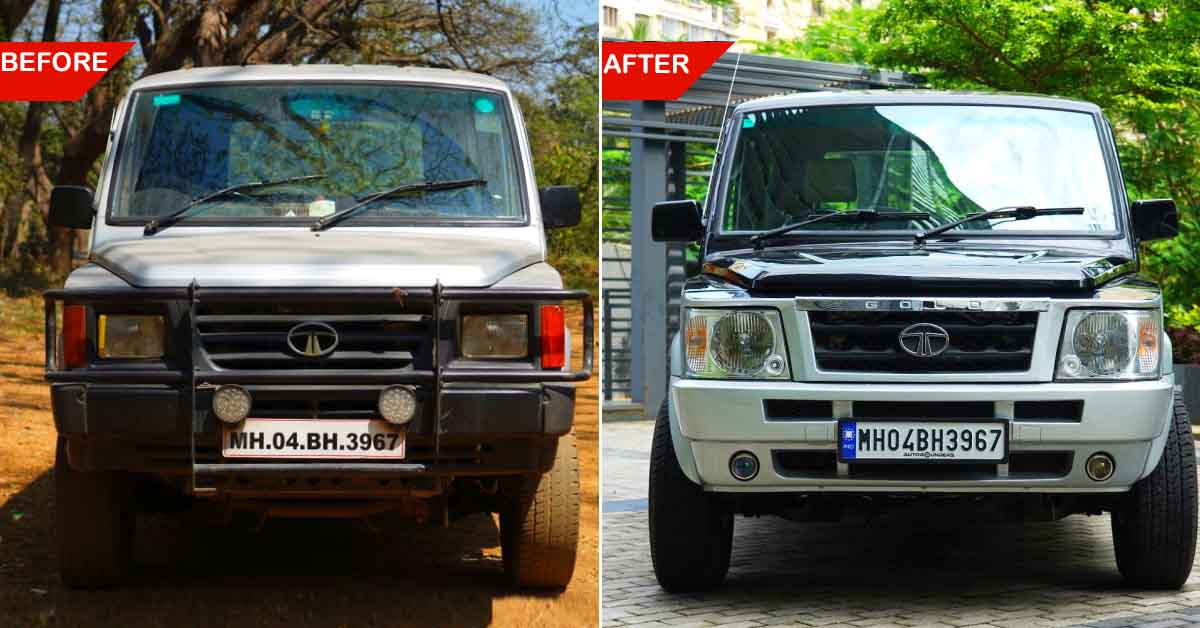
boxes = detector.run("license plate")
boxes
[222,419,405,459]
[838,420,1007,463]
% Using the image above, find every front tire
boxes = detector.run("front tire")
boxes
[500,432,580,589]
[649,401,732,592]
[55,438,134,589]
[1112,390,1198,589]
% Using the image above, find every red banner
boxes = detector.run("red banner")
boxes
[0,42,134,102]
[602,41,733,101]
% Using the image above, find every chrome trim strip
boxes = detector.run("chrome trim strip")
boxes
[1084,260,1136,286]
[794,297,1051,313]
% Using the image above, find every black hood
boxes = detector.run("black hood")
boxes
[703,243,1134,296]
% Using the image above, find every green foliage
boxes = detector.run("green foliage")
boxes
[753,5,875,63]
[601,146,631,243]
[760,0,1200,327]
[0,214,51,297]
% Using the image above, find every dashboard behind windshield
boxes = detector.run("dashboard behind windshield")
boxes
[108,83,525,226]
[718,104,1118,237]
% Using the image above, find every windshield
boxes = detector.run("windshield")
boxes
[109,83,525,225]
[719,105,1117,236]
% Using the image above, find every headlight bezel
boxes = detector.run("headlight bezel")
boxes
[683,307,790,380]
[1055,308,1161,381]
[459,312,530,360]
[97,313,167,360]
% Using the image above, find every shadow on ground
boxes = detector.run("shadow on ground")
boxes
[1,468,553,628]
[724,512,1121,593]
[602,508,1199,626]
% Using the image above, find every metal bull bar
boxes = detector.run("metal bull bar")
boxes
[43,283,594,491]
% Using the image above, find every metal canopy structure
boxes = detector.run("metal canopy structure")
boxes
[601,43,923,418]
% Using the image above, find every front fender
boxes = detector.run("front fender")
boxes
[667,332,702,484]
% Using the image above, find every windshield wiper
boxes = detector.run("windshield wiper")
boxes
[750,209,931,250]
[310,178,488,232]
[143,174,326,236]
[913,205,1085,244]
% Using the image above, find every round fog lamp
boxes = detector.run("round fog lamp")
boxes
[1086,453,1116,482]
[729,451,760,481]
[212,385,251,424]
[378,385,417,425]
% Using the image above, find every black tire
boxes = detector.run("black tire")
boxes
[500,432,580,589]
[55,438,134,589]
[649,401,732,592]
[1112,389,1198,589]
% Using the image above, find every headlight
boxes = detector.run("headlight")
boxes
[1056,309,1160,380]
[461,314,528,358]
[684,309,789,379]
[98,314,166,359]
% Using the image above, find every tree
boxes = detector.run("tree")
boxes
[753,4,874,64]
[2,0,61,261]
[517,25,600,293]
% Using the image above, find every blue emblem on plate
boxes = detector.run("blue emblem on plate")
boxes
[840,421,857,460]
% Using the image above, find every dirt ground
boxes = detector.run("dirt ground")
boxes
[0,296,599,627]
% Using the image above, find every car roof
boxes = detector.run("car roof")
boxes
[128,64,511,93]
[734,90,1102,115]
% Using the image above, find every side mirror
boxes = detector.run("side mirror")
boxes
[49,186,95,230]
[1131,198,1178,242]
[651,200,703,242]
[540,186,581,229]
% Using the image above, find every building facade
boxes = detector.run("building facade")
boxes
[601,0,874,51]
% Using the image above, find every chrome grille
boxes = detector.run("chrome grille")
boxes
[809,311,1037,373]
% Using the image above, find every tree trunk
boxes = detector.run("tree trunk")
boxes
[46,0,129,278]
[3,0,61,261]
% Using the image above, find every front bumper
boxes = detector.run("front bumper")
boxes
[52,382,575,478]
[670,376,1175,493]
[45,285,593,482]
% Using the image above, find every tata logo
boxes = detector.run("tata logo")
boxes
[898,323,950,358]
[287,322,338,358]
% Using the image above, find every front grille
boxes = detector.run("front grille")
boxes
[852,401,993,419]
[1008,452,1073,478]
[809,311,1037,373]
[195,301,433,370]
[773,450,837,478]
[764,400,834,421]
[771,450,1073,481]
[1014,400,1084,422]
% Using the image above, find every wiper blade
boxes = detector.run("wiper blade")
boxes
[750,209,931,250]
[143,173,326,236]
[310,178,487,232]
[913,205,1085,244]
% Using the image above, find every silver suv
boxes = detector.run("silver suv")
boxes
[649,91,1194,591]
[43,65,591,589]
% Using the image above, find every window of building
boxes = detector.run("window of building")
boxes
[603,6,618,28]
[766,28,777,42]
[660,17,685,39]
[634,13,652,38]
[813,0,825,17]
